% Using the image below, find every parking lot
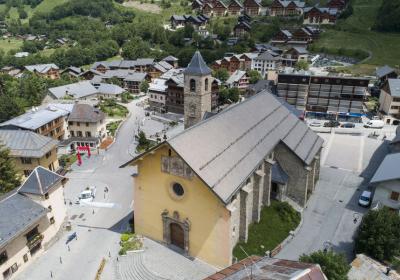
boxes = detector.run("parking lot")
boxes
[277,127,393,261]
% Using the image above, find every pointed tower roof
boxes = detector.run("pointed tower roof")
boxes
[184,51,212,75]
[19,166,64,196]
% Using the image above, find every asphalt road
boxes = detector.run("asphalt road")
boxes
[15,99,146,280]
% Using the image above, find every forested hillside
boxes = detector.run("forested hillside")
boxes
[374,0,400,32]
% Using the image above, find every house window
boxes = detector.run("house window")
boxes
[23,254,28,263]
[2,268,11,279]
[21,157,32,164]
[26,227,39,242]
[86,122,89,127]
[45,151,52,158]
[68,121,73,126]
[85,132,92,137]
[77,131,83,137]
[48,205,52,212]
[24,170,32,177]
[77,122,80,127]
[44,193,49,200]
[390,191,400,201]
[246,177,251,185]
[190,79,196,91]
[50,217,55,224]
[11,263,17,273]
[71,131,75,137]
[205,78,209,91]
[0,251,8,265]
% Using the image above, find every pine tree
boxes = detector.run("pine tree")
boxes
[0,145,22,195]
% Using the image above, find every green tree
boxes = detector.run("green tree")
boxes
[355,207,400,261]
[213,68,229,82]
[137,131,150,151]
[295,60,310,71]
[0,94,24,122]
[122,37,151,60]
[300,250,350,280]
[0,145,22,195]
[247,70,262,84]
[140,80,149,93]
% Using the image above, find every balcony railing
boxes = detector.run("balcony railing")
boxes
[27,234,44,249]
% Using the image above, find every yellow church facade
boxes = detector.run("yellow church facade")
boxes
[132,144,232,268]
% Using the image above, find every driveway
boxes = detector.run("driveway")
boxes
[277,130,391,261]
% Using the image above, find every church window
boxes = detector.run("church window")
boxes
[190,79,196,91]
[205,78,209,91]
[172,183,184,197]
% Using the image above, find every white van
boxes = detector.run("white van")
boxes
[364,120,384,129]
[358,191,372,207]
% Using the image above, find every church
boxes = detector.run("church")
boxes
[121,51,323,268]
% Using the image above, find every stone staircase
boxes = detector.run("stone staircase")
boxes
[116,252,170,280]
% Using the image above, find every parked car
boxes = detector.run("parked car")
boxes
[323,120,340,127]
[358,190,372,207]
[364,120,384,129]
[76,186,96,204]
[341,122,355,128]
[309,121,322,127]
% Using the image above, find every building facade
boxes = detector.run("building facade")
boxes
[277,74,369,116]
[66,104,107,149]
[0,130,59,177]
[378,79,400,125]
[0,167,66,280]
[122,91,323,268]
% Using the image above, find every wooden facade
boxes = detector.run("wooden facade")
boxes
[243,0,260,16]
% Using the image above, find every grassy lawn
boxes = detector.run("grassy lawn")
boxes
[34,0,68,14]
[99,100,129,118]
[0,38,23,53]
[233,201,300,260]
[106,120,122,137]
[314,0,400,74]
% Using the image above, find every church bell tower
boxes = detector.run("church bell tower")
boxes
[183,51,212,129]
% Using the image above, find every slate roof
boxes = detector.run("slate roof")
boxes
[97,83,125,95]
[226,70,247,85]
[183,51,212,76]
[19,166,64,196]
[291,46,308,54]
[124,72,148,82]
[281,29,293,38]
[255,51,281,61]
[304,6,338,15]
[122,91,323,204]
[163,55,179,62]
[278,0,305,8]
[68,104,105,123]
[0,130,58,158]
[25,64,59,73]
[376,65,396,78]
[0,193,48,248]
[271,162,289,184]
[387,79,400,97]
[0,106,69,131]
[203,256,326,280]
[370,153,400,184]
[48,81,98,99]
[149,78,168,93]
